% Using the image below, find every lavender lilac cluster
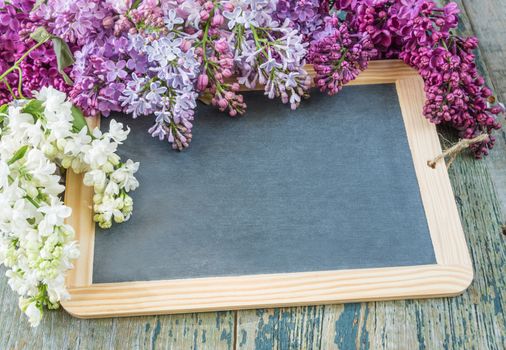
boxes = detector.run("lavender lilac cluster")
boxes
[230,1,312,110]
[33,0,138,118]
[121,9,200,149]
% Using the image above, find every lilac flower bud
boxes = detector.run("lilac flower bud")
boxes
[180,39,192,52]
[218,98,228,109]
[212,14,224,27]
[200,10,210,21]
[103,16,115,29]
[197,74,209,91]
[214,38,228,54]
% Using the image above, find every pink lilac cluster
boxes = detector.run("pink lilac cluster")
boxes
[308,15,377,95]
[332,0,504,157]
[0,0,69,105]
[195,0,246,117]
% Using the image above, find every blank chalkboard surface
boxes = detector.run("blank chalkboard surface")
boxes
[94,84,435,283]
[62,61,472,319]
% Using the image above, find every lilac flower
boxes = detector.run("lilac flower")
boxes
[34,0,111,46]
[145,82,167,106]
[105,60,128,82]
[165,9,184,30]
[146,36,183,66]
[275,0,327,41]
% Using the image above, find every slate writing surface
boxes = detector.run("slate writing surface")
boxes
[93,84,436,283]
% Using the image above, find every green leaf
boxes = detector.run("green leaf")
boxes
[32,0,48,12]
[71,105,88,133]
[30,27,52,44]
[60,71,74,85]
[22,100,44,119]
[51,37,75,80]
[7,145,29,165]
[132,0,142,9]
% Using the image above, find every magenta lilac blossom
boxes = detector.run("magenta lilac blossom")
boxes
[331,0,504,156]
[0,0,69,105]
[308,16,377,95]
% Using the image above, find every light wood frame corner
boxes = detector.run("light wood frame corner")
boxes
[62,60,473,319]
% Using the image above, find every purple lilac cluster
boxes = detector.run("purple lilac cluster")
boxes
[337,0,402,59]
[308,16,377,95]
[35,0,110,46]
[32,0,139,118]
[275,0,328,42]
[0,0,69,105]
[398,3,502,157]
[331,0,504,156]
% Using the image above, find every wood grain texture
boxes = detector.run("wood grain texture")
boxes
[458,0,506,223]
[61,61,472,319]
[64,170,95,287]
[1,3,506,348]
[62,264,472,318]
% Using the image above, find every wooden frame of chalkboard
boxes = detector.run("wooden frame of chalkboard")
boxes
[61,60,473,319]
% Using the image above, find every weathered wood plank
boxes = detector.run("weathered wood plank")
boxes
[0,270,235,350]
[451,0,506,223]
[236,307,324,350]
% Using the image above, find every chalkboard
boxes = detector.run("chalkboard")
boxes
[62,61,472,319]
[94,84,435,283]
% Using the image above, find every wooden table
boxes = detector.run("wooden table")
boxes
[1,1,505,348]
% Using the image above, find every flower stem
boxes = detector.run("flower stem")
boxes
[15,67,25,99]
[1,78,15,99]
[0,39,49,86]
[24,195,41,209]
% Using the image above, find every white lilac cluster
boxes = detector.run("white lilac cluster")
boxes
[120,11,200,150]
[82,125,140,228]
[226,1,312,109]
[0,87,138,326]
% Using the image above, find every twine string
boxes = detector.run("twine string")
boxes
[427,134,489,169]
